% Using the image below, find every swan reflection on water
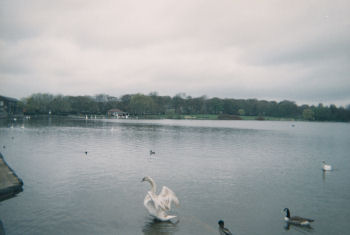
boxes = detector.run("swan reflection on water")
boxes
[322,170,327,182]
[322,168,334,183]
[142,218,179,235]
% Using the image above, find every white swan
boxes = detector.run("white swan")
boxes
[322,161,332,171]
[141,176,179,221]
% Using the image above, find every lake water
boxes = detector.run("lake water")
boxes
[0,117,350,235]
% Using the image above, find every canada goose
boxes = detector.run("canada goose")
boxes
[283,208,314,226]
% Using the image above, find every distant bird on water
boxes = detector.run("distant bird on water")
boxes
[322,161,332,171]
[218,220,233,235]
[85,151,88,155]
[141,176,179,221]
[283,208,314,226]
[150,150,155,155]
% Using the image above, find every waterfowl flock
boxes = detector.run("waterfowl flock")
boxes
[1,117,337,234]
[142,159,335,233]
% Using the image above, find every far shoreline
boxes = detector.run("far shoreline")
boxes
[3,114,348,123]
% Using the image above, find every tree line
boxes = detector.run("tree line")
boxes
[20,93,350,122]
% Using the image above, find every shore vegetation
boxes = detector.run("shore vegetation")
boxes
[16,92,350,122]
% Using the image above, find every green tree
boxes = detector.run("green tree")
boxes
[314,103,332,121]
[172,94,186,114]
[129,94,155,115]
[19,92,350,122]
[119,94,132,112]
[278,100,298,117]
[223,99,238,115]
[245,99,258,116]
[50,95,72,114]
[207,97,224,114]
[238,109,245,116]
[302,108,314,120]
[24,93,54,114]
[68,96,98,114]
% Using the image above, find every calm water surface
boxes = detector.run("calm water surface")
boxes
[0,117,350,235]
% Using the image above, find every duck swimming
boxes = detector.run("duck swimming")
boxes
[218,220,232,235]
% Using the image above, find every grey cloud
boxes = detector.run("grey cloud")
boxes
[0,0,349,106]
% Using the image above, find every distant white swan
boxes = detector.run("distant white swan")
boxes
[322,161,332,171]
[141,176,179,221]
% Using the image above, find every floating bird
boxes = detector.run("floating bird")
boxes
[150,150,155,155]
[218,220,233,235]
[322,161,332,171]
[85,151,88,155]
[141,176,179,221]
[283,208,314,226]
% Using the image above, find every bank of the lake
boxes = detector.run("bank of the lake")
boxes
[5,113,349,123]
[0,153,23,201]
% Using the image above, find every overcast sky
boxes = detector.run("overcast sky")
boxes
[1,0,349,106]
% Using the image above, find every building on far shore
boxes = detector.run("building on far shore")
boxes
[0,95,22,118]
[107,108,129,118]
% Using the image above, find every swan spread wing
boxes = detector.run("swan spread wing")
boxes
[144,193,158,217]
[142,177,179,221]
[144,191,174,220]
[158,186,179,211]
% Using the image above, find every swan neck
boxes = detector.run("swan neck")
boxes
[148,179,157,193]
